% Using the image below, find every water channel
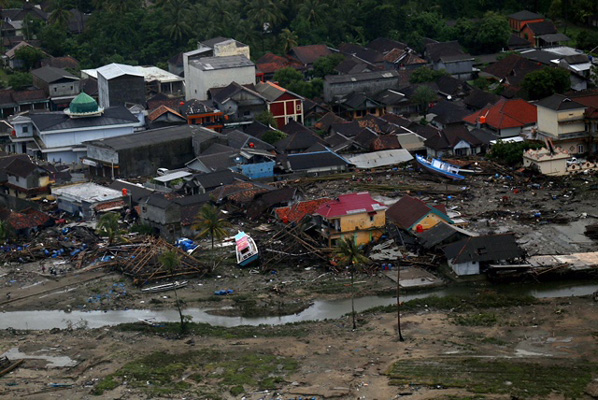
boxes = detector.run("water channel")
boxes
[1,279,597,330]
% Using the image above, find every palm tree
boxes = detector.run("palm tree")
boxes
[48,0,73,28]
[335,238,370,330]
[96,212,122,245]
[163,0,192,44]
[193,204,230,249]
[158,249,187,333]
[279,28,298,54]
[298,0,328,28]
[245,0,285,32]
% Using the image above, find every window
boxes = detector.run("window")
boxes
[54,87,57,92]
[22,126,28,133]
[578,144,585,154]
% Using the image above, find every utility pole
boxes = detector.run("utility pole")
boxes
[397,261,404,341]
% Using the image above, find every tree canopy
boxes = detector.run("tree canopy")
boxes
[522,68,571,100]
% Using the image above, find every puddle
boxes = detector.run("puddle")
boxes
[2,347,77,368]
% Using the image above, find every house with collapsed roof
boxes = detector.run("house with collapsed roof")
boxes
[3,156,51,198]
[443,233,524,276]
[312,192,387,247]
[0,207,53,237]
[52,182,126,219]
[386,195,453,233]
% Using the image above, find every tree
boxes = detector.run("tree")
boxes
[8,72,33,90]
[158,250,187,333]
[279,28,298,54]
[262,129,287,145]
[96,212,122,245]
[48,0,74,28]
[245,0,285,32]
[273,67,304,88]
[488,141,544,166]
[312,54,345,78]
[14,46,45,71]
[194,204,230,249]
[335,238,370,330]
[411,85,438,115]
[0,220,12,243]
[522,68,571,100]
[256,110,278,127]
[162,0,192,44]
[409,67,448,84]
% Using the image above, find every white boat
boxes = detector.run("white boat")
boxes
[235,231,259,267]
[140,281,188,293]
[416,154,465,180]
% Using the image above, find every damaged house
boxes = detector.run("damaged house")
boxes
[443,233,524,276]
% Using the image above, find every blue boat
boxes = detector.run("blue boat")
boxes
[416,154,465,180]
[234,231,259,267]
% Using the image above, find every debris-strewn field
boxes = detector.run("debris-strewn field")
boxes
[1,166,598,399]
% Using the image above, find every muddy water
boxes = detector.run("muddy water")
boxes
[1,279,596,330]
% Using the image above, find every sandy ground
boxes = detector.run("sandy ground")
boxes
[0,295,596,399]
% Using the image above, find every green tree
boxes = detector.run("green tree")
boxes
[262,129,287,145]
[279,28,298,54]
[96,212,122,245]
[194,204,230,249]
[312,53,345,78]
[335,238,370,330]
[411,85,438,115]
[162,0,192,44]
[0,220,12,242]
[48,0,74,28]
[522,68,571,100]
[409,67,449,84]
[256,110,278,127]
[488,141,544,166]
[158,250,187,333]
[14,46,45,71]
[40,23,69,56]
[273,67,304,87]
[8,72,32,90]
[245,0,285,32]
[473,12,511,54]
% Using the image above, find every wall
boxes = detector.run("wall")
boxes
[86,145,119,164]
[523,156,568,176]
[556,109,585,136]
[268,93,303,128]
[108,75,145,108]
[117,136,196,177]
[339,211,386,234]
[214,42,250,59]
[41,125,135,148]
[48,80,80,98]
[186,64,255,101]
[324,76,400,102]
[537,106,559,136]
[411,213,444,231]
[498,126,521,138]
[449,260,480,276]
[240,161,275,179]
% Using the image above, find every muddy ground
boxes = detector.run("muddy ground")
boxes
[0,166,598,399]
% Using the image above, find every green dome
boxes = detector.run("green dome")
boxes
[69,92,99,114]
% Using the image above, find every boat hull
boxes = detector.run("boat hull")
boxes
[416,154,465,180]
[235,231,259,267]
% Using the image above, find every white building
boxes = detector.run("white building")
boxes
[184,55,255,101]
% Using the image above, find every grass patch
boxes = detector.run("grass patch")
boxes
[453,312,498,327]
[115,321,309,339]
[364,292,538,315]
[388,357,594,398]
[93,349,298,396]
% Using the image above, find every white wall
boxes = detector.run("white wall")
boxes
[185,64,256,101]
[449,260,480,276]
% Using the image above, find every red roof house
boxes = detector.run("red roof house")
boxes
[463,98,537,138]
[313,192,387,247]
[255,81,304,129]
[275,198,332,224]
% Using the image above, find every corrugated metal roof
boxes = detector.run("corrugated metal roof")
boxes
[347,149,413,169]
[190,55,254,71]
[97,63,144,80]
[153,170,192,182]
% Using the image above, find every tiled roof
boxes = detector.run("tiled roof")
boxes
[482,54,544,86]
[367,37,408,52]
[275,198,332,223]
[526,21,557,35]
[7,207,52,230]
[386,195,450,230]
[463,98,537,129]
[147,105,185,122]
[509,10,544,21]
[290,44,332,65]
[41,56,80,70]
[535,94,585,111]
[94,199,126,212]
[314,192,386,219]
[256,52,302,74]
[210,181,271,203]
[11,89,47,103]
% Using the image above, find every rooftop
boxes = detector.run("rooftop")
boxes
[189,55,254,71]
[314,192,387,219]
[52,182,123,203]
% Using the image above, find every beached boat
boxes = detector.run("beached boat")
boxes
[415,154,465,180]
[235,231,259,267]
[141,281,188,293]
